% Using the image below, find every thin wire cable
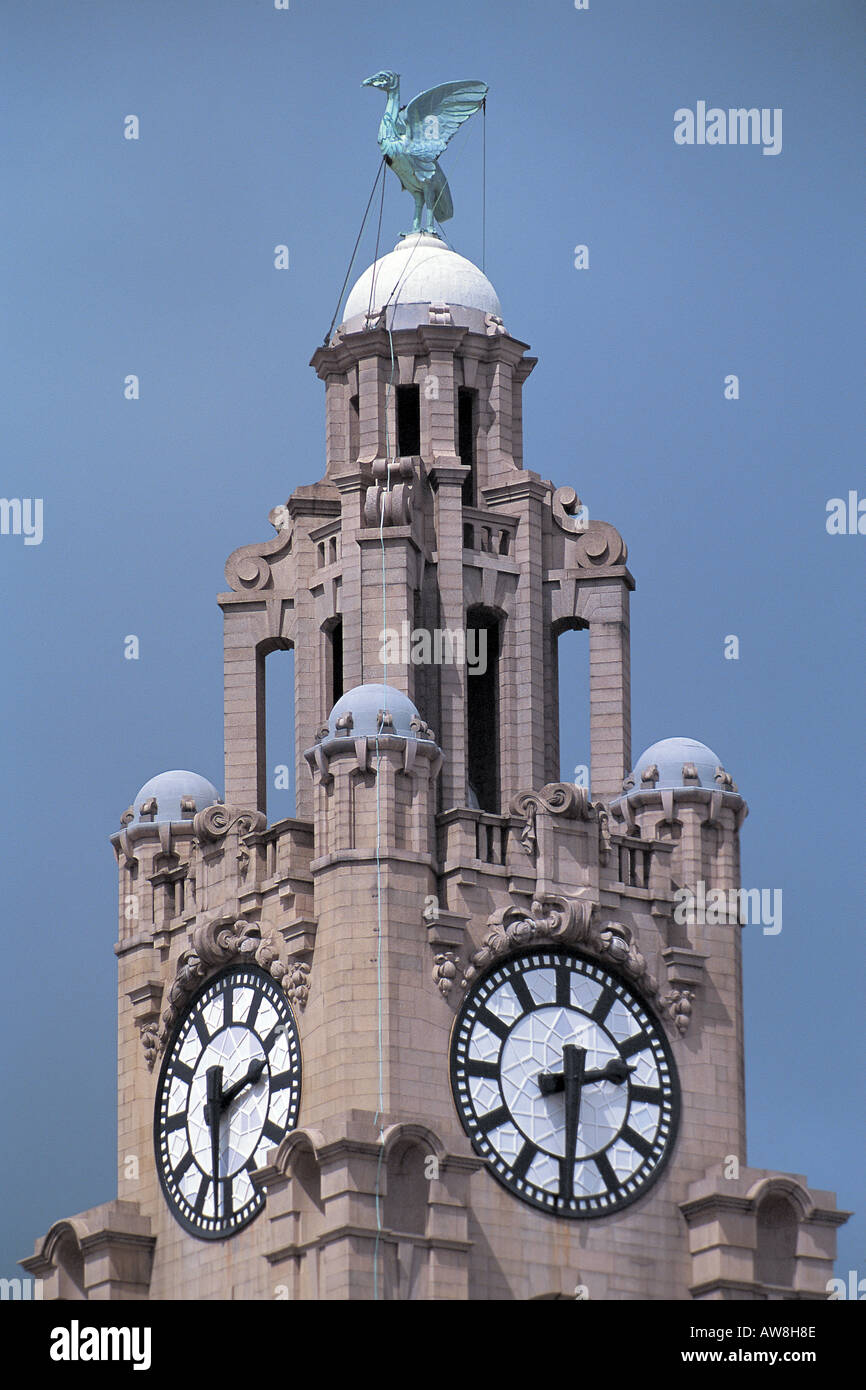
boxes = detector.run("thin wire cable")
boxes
[322,159,386,345]
[367,162,388,323]
[482,98,487,272]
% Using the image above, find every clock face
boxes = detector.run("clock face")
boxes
[450,948,679,1218]
[154,964,301,1240]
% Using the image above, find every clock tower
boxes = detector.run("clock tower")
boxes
[23,229,848,1301]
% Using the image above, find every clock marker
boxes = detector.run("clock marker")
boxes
[173,1151,194,1184]
[511,1139,537,1181]
[620,1125,654,1160]
[171,1060,194,1085]
[510,974,536,1015]
[630,1084,662,1104]
[193,1175,210,1216]
[476,1007,510,1042]
[165,1112,187,1134]
[465,1059,499,1080]
[555,964,571,1007]
[619,1031,650,1059]
[476,1103,510,1134]
[193,1014,210,1047]
[590,986,616,1024]
[594,1150,620,1192]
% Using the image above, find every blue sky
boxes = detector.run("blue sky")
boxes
[2,0,863,1287]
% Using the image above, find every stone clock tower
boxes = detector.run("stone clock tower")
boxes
[24,230,848,1301]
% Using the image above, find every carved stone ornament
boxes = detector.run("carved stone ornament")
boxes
[660,988,694,1036]
[286,961,311,1011]
[714,765,738,792]
[224,514,292,592]
[510,782,592,855]
[462,898,657,1001]
[153,916,298,1062]
[428,302,453,326]
[552,486,589,534]
[433,951,459,998]
[485,312,506,336]
[193,803,267,845]
[551,487,628,567]
[141,1023,159,1071]
[364,456,415,527]
[641,763,659,787]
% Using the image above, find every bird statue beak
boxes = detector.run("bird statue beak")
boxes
[361,76,374,88]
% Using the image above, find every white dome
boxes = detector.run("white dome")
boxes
[625,738,727,792]
[326,684,432,741]
[130,769,221,825]
[342,234,501,332]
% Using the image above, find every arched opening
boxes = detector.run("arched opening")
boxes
[348,393,360,464]
[553,620,590,790]
[396,384,420,456]
[466,607,501,813]
[384,1140,428,1236]
[458,387,477,507]
[755,1193,798,1287]
[263,644,295,822]
[324,617,344,711]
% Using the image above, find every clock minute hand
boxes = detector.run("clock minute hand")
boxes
[204,1064,223,1220]
[219,1057,267,1110]
[560,1043,585,1202]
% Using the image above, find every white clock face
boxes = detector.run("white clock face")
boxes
[154,965,301,1239]
[450,949,679,1217]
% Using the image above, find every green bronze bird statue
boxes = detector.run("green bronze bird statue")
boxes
[362,71,487,236]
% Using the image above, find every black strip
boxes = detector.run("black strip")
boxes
[193,1175,210,1216]
[621,1125,654,1159]
[165,1112,187,1134]
[246,989,261,1034]
[476,1103,509,1134]
[511,1139,537,1181]
[269,1071,295,1091]
[555,964,571,1007]
[590,986,616,1024]
[223,988,233,1028]
[173,1151,194,1183]
[222,1178,233,1218]
[465,1059,499,1080]
[172,1061,194,1085]
[630,1084,662,1104]
[263,1119,283,1145]
[595,1150,620,1192]
[620,1031,650,1059]
[193,1014,210,1047]
[510,973,536,1015]
[476,1007,510,1041]
[263,1024,285,1054]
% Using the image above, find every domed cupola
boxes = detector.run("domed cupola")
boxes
[341,233,503,335]
[126,769,221,827]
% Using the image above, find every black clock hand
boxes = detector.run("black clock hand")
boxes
[219,1058,267,1110]
[204,1064,223,1220]
[560,1043,585,1202]
[583,1057,635,1085]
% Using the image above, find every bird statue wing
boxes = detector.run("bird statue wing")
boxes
[403,80,488,152]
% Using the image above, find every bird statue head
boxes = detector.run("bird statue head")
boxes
[362,70,400,93]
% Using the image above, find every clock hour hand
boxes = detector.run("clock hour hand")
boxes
[538,1054,634,1092]
[219,1057,267,1110]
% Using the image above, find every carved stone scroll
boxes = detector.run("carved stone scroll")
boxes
[153,916,299,1062]
[462,898,657,1001]
[510,782,592,855]
[552,488,628,566]
[224,513,293,592]
[193,804,266,844]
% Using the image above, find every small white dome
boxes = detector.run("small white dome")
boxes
[326,684,432,740]
[130,770,221,825]
[625,738,727,793]
[342,234,501,332]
